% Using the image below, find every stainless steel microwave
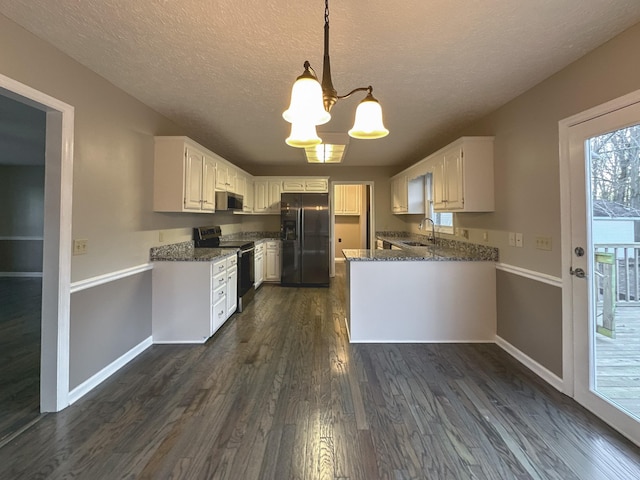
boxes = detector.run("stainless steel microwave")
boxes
[215,191,243,211]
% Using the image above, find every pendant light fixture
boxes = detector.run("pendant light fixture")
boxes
[283,0,389,148]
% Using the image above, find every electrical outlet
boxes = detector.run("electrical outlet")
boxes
[73,239,88,255]
[482,231,488,242]
[159,230,165,242]
[508,232,516,247]
[515,233,523,248]
[460,229,469,239]
[535,236,552,251]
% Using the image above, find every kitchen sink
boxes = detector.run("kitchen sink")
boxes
[402,241,431,247]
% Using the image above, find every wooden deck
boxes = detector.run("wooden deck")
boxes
[596,304,640,418]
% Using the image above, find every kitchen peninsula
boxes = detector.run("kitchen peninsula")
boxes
[343,237,498,343]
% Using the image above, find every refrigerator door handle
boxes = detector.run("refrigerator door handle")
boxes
[299,206,304,252]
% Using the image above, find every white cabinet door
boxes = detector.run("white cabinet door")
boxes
[254,243,264,288]
[304,178,328,192]
[202,155,216,211]
[265,241,281,282]
[335,185,361,215]
[432,156,447,210]
[215,161,228,190]
[282,179,305,192]
[243,177,254,213]
[227,266,238,317]
[184,147,204,210]
[227,167,237,194]
[254,180,269,213]
[343,185,361,215]
[391,175,408,213]
[443,147,464,210]
[268,181,281,213]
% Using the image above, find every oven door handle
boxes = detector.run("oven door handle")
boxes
[238,247,255,257]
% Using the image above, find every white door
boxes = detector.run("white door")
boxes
[566,98,640,445]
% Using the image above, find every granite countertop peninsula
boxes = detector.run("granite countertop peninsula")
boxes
[150,241,236,262]
[343,232,499,262]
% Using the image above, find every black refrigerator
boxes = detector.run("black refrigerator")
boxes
[280,193,330,286]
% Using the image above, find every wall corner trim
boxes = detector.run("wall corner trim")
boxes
[495,335,565,392]
[68,336,152,405]
[495,263,562,288]
[70,263,153,294]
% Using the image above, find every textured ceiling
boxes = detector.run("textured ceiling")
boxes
[1,0,640,171]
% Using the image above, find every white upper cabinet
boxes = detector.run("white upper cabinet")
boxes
[390,174,424,215]
[432,137,494,212]
[242,175,254,213]
[281,177,329,193]
[335,184,361,215]
[254,178,281,214]
[154,137,216,213]
[215,162,238,193]
[391,136,494,214]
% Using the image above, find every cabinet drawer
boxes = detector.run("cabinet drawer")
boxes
[213,284,227,305]
[213,259,226,275]
[226,254,238,269]
[255,243,264,254]
[212,297,226,331]
[213,271,226,290]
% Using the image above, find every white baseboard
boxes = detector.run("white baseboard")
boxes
[495,335,564,392]
[152,339,207,344]
[68,336,153,405]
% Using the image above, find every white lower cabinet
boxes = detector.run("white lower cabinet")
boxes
[152,253,237,343]
[254,241,265,289]
[227,255,238,317]
[265,240,281,282]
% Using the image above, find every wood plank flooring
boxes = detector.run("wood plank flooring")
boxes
[0,277,41,444]
[1,266,640,478]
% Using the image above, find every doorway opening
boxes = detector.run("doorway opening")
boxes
[0,73,75,429]
[331,181,374,276]
[0,94,46,442]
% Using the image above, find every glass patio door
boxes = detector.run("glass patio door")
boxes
[568,100,640,445]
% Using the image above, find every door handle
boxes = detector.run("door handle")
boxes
[570,267,586,278]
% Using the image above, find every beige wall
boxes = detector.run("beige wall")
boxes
[335,216,362,255]
[393,22,640,374]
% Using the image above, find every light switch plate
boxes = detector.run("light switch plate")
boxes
[508,232,516,247]
[535,236,552,251]
[73,239,88,255]
[515,233,523,248]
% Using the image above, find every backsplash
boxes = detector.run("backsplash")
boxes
[377,231,499,261]
[221,231,280,241]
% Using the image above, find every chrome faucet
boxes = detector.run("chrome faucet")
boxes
[418,217,436,245]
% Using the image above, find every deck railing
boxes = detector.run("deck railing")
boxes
[594,243,640,304]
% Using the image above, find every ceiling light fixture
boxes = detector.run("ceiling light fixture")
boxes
[283,0,389,149]
[305,133,349,163]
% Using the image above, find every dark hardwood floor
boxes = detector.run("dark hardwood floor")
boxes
[0,277,41,444]
[1,266,640,478]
